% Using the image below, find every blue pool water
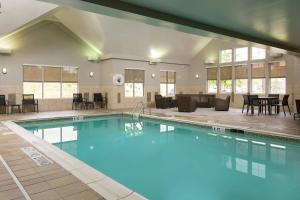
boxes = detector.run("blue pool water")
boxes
[20,115,300,200]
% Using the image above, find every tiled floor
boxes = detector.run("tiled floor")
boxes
[0,122,105,200]
[0,107,299,200]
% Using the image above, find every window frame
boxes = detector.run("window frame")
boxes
[206,67,218,94]
[234,65,248,94]
[235,47,248,62]
[270,77,286,94]
[220,49,233,64]
[219,66,233,94]
[160,71,176,97]
[124,69,145,98]
[23,65,78,99]
[251,47,266,60]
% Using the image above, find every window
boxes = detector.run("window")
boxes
[235,47,248,62]
[23,65,78,99]
[220,49,232,63]
[62,68,78,98]
[235,65,248,93]
[23,66,43,99]
[251,47,266,60]
[207,68,218,93]
[251,63,266,93]
[220,66,232,93]
[160,71,176,97]
[44,67,61,99]
[270,62,286,94]
[124,69,145,97]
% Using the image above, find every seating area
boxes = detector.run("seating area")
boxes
[242,94,293,116]
[72,93,107,110]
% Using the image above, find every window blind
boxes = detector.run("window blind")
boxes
[62,67,78,82]
[220,66,232,80]
[207,68,218,80]
[251,63,266,78]
[44,67,61,82]
[125,69,145,83]
[235,65,248,79]
[23,66,43,82]
[270,62,287,78]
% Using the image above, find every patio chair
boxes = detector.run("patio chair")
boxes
[22,94,39,113]
[247,95,262,115]
[0,95,9,114]
[83,92,94,109]
[215,95,231,111]
[268,94,279,114]
[294,100,300,120]
[276,94,291,116]
[72,93,84,110]
[242,94,249,113]
[94,93,107,109]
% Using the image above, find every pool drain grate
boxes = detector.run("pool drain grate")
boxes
[21,147,53,166]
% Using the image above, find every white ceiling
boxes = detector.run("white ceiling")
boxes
[0,0,57,38]
[0,1,212,63]
[53,7,212,63]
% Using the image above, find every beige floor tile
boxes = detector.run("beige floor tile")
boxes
[54,182,89,198]
[31,190,62,200]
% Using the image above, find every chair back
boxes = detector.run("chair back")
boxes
[0,95,6,106]
[282,94,290,105]
[296,100,300,114]
[94,93,103,102]
[73,93,83,103]
[242,94,249,104]
[8,93,16,105]
[268,94,279,104]
[22,94,35,105]
[83,92,89,101]
[248,95,259,105]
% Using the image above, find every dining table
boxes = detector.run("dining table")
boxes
[258,97,279,115]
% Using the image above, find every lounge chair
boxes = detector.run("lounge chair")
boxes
[0,95,9,114]
[22,94,39,113]
[72,93,84,110]
[93,93,107,109]
[294,100,300,120]
[215,95,231,111]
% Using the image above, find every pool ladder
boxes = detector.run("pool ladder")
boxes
[131,101,145,120]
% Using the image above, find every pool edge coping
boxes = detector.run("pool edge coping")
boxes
[2,120,147,200]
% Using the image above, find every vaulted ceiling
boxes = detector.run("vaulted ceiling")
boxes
[0,1,212,64]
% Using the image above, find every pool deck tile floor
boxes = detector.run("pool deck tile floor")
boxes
[0,123,105,200]
[0,107,300,200]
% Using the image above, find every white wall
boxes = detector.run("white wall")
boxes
[99,58,190,109]
[0,21,102,111]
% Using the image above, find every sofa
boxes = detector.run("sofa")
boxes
[176,94,216,112]
[215,96,231,111]
[155,95,177,109]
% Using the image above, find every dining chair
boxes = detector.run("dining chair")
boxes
[247,95,262,115]
[268,94,279,114]
[242,94,249,113]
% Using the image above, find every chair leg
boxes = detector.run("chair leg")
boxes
[246,105,249,114]
[287,105,291,115]
[283,105,286,116]
[242,104,245,113]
